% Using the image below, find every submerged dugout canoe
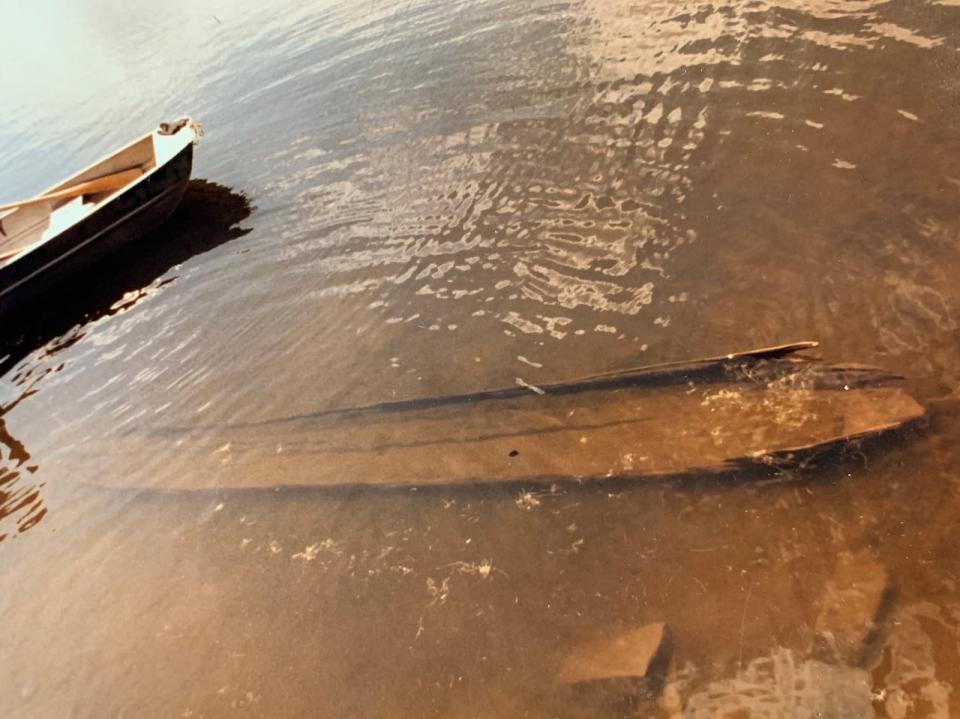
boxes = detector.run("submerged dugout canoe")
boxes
[57,342,924,491]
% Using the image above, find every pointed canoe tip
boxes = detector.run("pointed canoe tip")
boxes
[732,340,820,360]
[778,340,819,351]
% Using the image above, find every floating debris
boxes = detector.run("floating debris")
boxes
[291,543,321,561]
[515,490,542,509]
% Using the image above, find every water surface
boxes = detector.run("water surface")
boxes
[2,0,960,715]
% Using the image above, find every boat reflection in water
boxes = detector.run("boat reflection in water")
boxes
[0,179,252,543]
[0,396,42,543]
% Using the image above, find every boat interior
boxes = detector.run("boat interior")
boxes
[0,128,190,267]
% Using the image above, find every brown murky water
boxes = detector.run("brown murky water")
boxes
[2,0,960,716]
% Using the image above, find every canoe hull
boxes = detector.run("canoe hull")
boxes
[51,350,926,493]
[0,143,193,318]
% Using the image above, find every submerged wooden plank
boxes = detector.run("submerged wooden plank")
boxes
[55,345,925,491]
[556,623,673,709]
[814,551,893,666]
[557,622,673,687]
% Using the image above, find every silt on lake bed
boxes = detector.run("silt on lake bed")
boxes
[1,0,960,716]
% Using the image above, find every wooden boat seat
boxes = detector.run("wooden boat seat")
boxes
[0,198,98,266]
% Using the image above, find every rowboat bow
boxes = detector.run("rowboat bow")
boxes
[0,118,201,316]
